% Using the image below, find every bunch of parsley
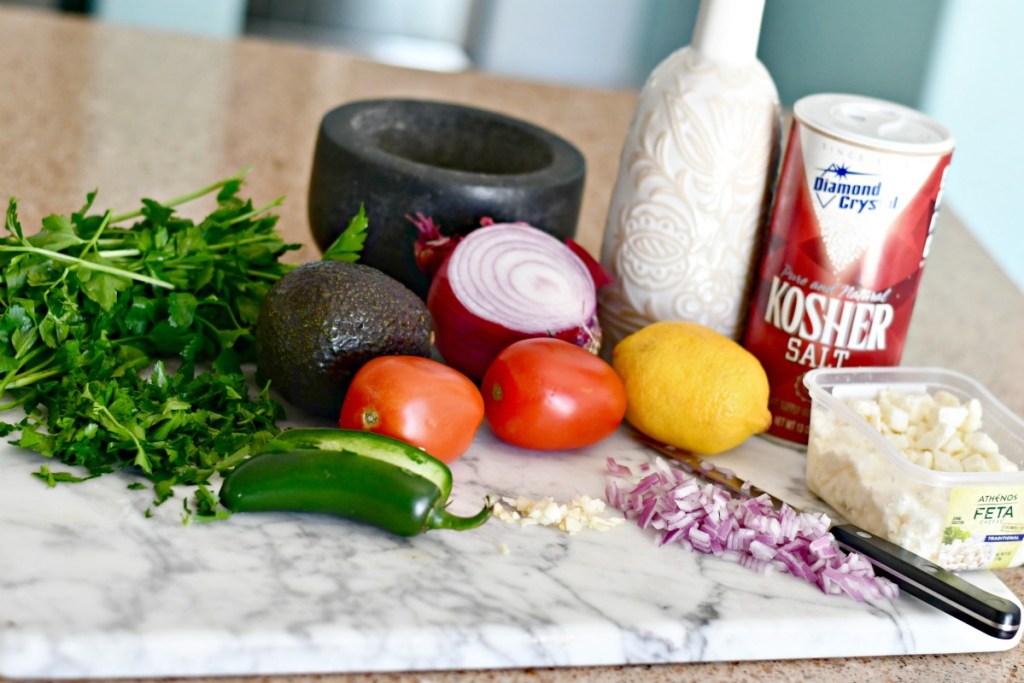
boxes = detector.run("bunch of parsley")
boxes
[0,170,301,512]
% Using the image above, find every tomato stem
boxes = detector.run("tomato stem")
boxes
[361,408,380,429]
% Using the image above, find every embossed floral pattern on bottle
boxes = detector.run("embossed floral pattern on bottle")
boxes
[599,3,779,350]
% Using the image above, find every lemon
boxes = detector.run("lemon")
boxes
[612,321,771,454]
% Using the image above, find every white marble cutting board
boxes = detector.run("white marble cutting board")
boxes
[0,416,1020,679]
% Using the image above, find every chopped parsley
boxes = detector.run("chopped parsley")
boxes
[0,170,298,508]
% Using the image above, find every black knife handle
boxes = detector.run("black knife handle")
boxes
[832,523,1021,640]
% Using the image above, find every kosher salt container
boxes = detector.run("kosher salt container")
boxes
[743,94,955,445]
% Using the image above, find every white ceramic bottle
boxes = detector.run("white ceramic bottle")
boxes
[598,0,780,349]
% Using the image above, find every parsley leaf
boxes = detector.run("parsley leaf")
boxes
[321,204,368,262]
[33,464,96,486]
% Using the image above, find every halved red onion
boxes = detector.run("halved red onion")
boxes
[427,223,601,380]
[605,457,899,602]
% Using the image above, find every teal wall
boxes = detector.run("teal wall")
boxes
[759,0,943,108]
[638,0,942,109]
[93,0,245,37]
[920,0,1024,293]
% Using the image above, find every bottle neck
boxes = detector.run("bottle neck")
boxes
[690,0,765,65]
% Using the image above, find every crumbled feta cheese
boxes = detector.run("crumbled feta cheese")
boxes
[849,390,1016,473]
[937,537,995,571]
[806,388,1018,565]
[964,399,984,433]
[965,431,999,457]
[960,453,987,473]
[880,401,909,433]
[933,450,962,472]
[491,494,624,534]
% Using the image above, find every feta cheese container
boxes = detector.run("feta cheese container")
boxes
[803,366,1024,571]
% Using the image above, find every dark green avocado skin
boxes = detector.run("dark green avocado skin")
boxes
[256,260,432,419]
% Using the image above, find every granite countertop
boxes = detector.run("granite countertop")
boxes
[1,6,1022,683]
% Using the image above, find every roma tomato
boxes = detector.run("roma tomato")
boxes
[481,338,627,451]
[339,356,484,463]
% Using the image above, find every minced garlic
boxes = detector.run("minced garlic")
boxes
[492,494,624,534]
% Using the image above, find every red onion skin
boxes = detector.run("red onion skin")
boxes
[409,212,461,279]
[427,257,600,382]
[565,238,612,290]
[427,258,523,381]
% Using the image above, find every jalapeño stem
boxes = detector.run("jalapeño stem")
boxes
[427,498,494,532]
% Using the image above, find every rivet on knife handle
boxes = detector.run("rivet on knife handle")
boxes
[831,524,1021,640]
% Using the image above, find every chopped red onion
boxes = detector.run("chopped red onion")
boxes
[606,457,898,602]
[606,457,633,478]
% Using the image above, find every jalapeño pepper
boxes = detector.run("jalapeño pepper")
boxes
[219,428,492,536]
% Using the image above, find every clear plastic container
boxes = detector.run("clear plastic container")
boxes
[803,366,1024,571]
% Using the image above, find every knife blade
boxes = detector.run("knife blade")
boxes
[632,431,1021,640]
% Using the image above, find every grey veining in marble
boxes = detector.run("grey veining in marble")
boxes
[0,417,1019,678]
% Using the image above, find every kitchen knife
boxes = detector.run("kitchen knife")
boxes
[633,431,1022,640]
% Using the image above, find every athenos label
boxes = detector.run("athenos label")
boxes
[942,487,1024,570]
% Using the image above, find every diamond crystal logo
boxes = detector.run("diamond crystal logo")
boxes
[801,131,937,274]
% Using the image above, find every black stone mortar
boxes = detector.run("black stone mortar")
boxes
[308,98,587,298]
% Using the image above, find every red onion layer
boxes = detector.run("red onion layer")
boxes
[427,223,600,381]
[605,457,899,602]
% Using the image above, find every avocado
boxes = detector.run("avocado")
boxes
[256,260,432,419]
